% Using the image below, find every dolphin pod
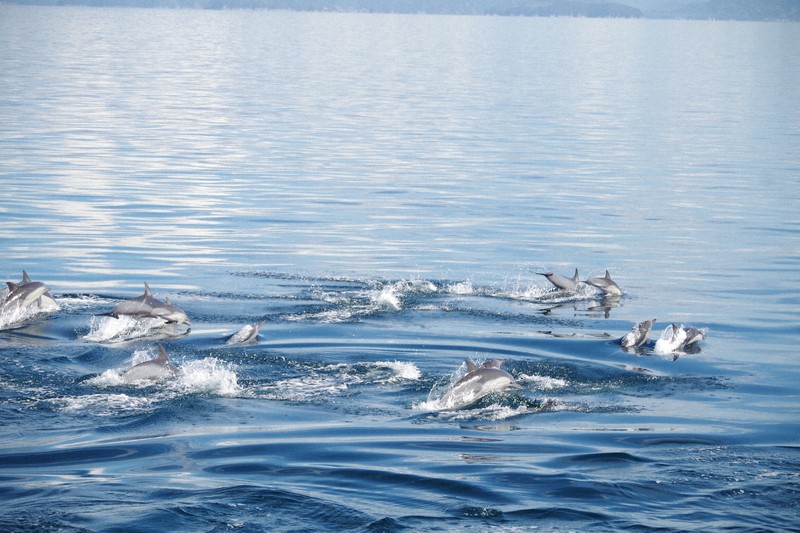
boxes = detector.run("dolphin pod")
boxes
[537,267,622,297]
[4,268,707,404]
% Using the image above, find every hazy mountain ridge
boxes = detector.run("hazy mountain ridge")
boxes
[4,0,799,21]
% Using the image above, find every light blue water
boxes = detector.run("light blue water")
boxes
[1,6,799,531]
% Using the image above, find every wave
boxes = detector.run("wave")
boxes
[273,273,611,327]
[252,360,422,403]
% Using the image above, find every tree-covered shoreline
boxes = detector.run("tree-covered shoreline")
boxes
[3,0,799,21]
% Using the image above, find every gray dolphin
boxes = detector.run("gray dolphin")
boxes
[654,323,707,355]
[438,359,523,409]
[109,283,190,325]
[537,268,579,291]
[122,345,178,383]
[226,320,266,345]
[679,324,706,345]
[584,270,622,297]
[667,323,706,347]
[621,318,657,348]
[2,271,53,313]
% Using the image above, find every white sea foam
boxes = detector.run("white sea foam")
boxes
[446,280,474,295]
[413,400,531,421]
[174,357,241,396]
[55,294,108,311]
[257,360,420,402]
[56,393,157,415]
[261,375,350,402]
[518,373,568,390]
[373,360,422,382]
[371,285,402,311]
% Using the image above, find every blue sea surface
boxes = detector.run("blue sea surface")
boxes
[1,5,799,531]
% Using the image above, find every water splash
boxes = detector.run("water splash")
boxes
[82,314,189,343]
[0,293,60,330]
[518,373,568,391]
[85,351,240,398]
[255,360,421,402]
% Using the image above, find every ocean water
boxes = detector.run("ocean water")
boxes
[1,5,799,531]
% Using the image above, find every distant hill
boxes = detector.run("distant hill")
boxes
[5,0,800,21]
[679,0,800,21]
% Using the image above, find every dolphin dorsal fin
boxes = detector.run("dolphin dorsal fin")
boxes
[605,270,612,279]
[572,268,579,282]
[465,360,478,373]
[6,281,17,292]
[22,271,31,284]
[143,282,151,296]
[156,345,169,362]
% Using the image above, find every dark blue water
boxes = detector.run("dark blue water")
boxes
[1,6,799,531]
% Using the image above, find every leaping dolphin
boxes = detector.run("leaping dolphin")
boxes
[654,323,707,355]
[438,359,523,409]
[108,283,190,325]
[537,268,579,291]
[122,345,178,383]
[621,318,657,349]
[584,270,622,297]
[226,320,266,345]
[2,271,55,313]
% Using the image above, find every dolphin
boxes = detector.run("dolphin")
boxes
[109,283,190,325]
[151,296,191,325]
[2,271,52,313]
[584,270,622,297]
[537,268,579,291]
[122,345,178,383]
[226,320,266,345]
[679,325,706,345]
[621,318,657,349]
[438,359,523,409]
[654,323,707,354]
